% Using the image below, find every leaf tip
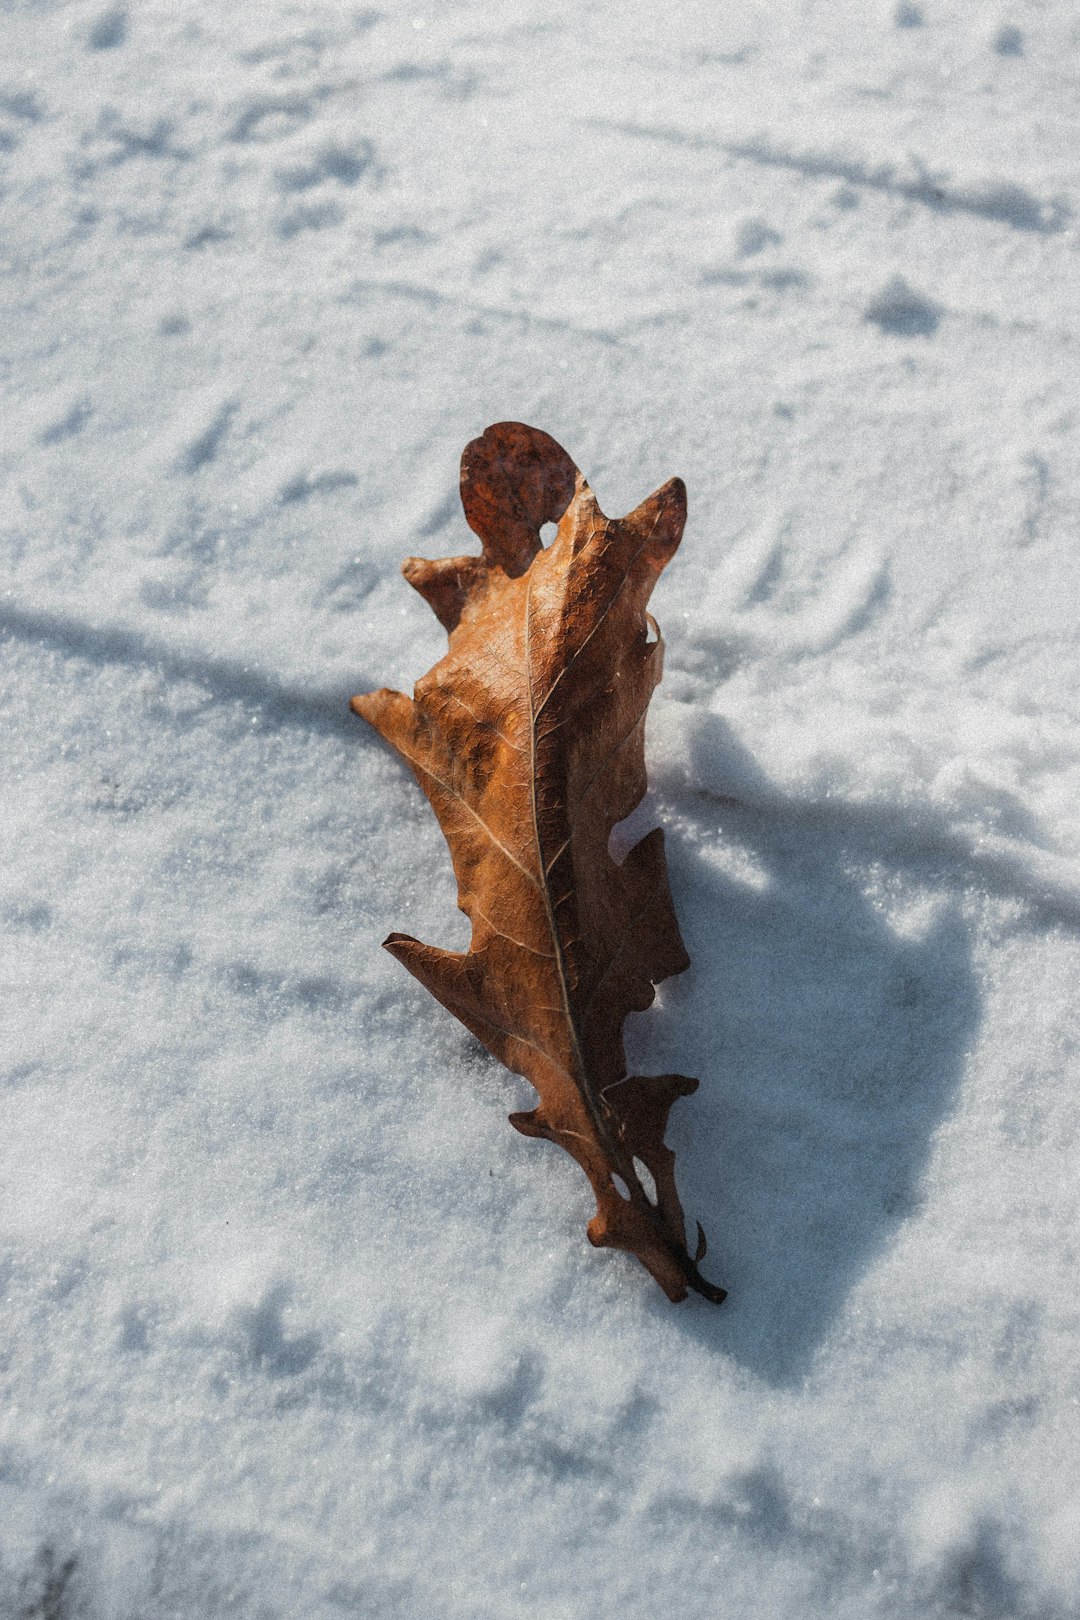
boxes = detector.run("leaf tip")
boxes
[626,475,687,567]
[349,687,415,747]
[508,1108,551,1140]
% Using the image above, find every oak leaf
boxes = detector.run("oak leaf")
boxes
[352,423,724,1303]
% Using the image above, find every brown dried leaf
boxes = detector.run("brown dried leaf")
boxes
[352,423,724,1303]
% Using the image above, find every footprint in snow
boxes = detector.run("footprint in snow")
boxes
[734,216,783,257]
[682,520,889,662]
[278,466,359,504]
[31,391,93,447]
[864,275,941,338]
[270,134,377,237]
[237,1281,320,1378]
[86,5,127,50]
[0,88,45,147]
[157,387,240,476]
[273,136,376,194]
[229,93,318,144]
[276,199,344,240]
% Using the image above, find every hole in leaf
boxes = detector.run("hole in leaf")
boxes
[611,1173,631,1201]
[633,1156,658,1206]
[539,521,557,546]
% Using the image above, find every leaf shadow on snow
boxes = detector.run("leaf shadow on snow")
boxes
[646,715,983,1385]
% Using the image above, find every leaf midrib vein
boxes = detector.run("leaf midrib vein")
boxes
[525,575,599,1131]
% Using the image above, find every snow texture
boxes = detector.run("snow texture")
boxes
[2,2,1080,1616]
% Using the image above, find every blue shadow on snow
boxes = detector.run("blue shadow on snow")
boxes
[638,713,983,1385]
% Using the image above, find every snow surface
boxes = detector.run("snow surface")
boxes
[2,1,1080,1615]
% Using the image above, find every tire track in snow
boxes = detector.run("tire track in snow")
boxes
[587,119,1072,235]
[339,276,624,347]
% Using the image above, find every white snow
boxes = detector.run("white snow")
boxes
[2,1,1080,1615]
